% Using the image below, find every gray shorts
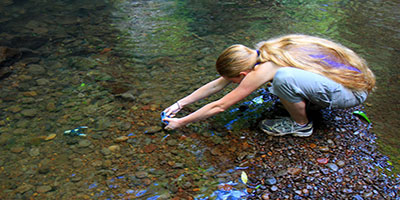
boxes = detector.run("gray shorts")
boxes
[269,67,368,109]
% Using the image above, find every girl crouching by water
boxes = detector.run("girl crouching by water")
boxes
[162,34,375,137]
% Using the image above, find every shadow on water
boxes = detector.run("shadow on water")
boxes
[0,0,399,199]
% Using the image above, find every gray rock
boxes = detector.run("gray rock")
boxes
[336,160,345,167]
[37,185,52,193]
[144,126,162,134]
[326,163,339,172]
[101,148,112,156]
[167,139,178,146]
[36,78,50,86]
[16,183,34,194]
[29,148,40,157]
[119,122,131,131]
[270,185,279,192]
[135,171,149,179]
[265,177,277,185]
[21,109,38,117]
[78,139,91,148]
[115,90,136,101]
[172,163,184,169]
[27,64,46,75]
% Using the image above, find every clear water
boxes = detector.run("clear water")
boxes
[0,0,399,199]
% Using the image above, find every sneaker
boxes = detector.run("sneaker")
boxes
[259,117,313,137]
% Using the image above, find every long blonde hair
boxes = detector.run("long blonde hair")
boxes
[216,34,376,92]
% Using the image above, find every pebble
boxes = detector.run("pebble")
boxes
[317,158,329,164]
[363,191,373,198]
[16,183,34,193]
[46,102,57,112]
[265,177,277,185]
[36,78,50,86]
[144,126,162,134]
[319,146,330,152]
[135,171,148,179]
[108,145,120,152]
[78,139,91,148]
[29,148,40,157]
[172,163,184,169]
[262,192,270,200]
[101,148,112,156]
[336,160,345,167]
[27,64,46,75]
[91,160,102,167]
[143,144,157,153]
[287,168,302,175]
[270,185,278,192]
[167,139,178,146]
[326,163,339,172]
[11,146,24,153]
[114,136,129,142]
[119,122,132,131]
[37,185,52,193]
[21,109,38,117]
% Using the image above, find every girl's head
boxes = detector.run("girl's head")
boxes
[216,44,258,78]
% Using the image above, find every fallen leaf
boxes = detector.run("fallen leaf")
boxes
[45,134,57,141]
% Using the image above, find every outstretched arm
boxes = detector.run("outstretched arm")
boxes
[163,76,231,117]
[164,62,276,129]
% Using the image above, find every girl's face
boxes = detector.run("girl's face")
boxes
[225,75,245,84]
[224,69,253,84]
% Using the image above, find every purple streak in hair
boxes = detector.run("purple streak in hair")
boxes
[310,54,361,73]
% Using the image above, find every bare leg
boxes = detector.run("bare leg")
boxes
[279,98,309,125]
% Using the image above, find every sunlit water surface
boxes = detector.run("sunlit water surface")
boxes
[0,0,399,199]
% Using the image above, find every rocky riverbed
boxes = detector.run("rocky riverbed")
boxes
[0,0,399,199]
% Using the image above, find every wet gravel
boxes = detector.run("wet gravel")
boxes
[237,99,400,199]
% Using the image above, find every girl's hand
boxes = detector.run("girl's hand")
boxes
[163,102,182,117]
[163,117,185,130]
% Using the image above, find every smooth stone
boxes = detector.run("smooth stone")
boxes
[143,144,157,153]
[363,192,373,198]
[172,163,184,169]
[78,139,91,148]
[270,185,279,192]
[37,185,52,193]
[319,146,330,152]
[135,171,149,179]
[336,160,346,167]
[265,177,277,185]
[326,163,339,172]
[92,160,103,167]
[46,102,57,112]
[9,105,22,113]
[23,91,37,97]
[287,168,302,175]
[11,146,24,153]
[36,78,50,86]
[16,183,34,193]
[167,139,178,146]
[119,122,132,131]
[27,64,45,75]
[29,148,40,157]
[144,126,162,134]
[21,109,38,117]
[108,145,120,152]
[101,148,112,156]
[114,136,129,143]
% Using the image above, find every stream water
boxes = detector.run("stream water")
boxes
[0,0,399,199]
